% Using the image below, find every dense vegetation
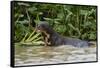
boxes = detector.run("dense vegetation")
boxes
[13,2,97,44]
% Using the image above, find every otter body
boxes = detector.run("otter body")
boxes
[36,22,91,47]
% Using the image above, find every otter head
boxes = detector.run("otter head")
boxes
[35,22,50,33]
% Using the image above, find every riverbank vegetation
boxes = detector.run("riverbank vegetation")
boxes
[13,2,97,45]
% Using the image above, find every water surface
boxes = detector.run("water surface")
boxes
[15,43,97,66]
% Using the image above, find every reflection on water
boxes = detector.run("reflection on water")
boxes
[15,42,97,66]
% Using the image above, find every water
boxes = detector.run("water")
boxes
[15,42,97,66]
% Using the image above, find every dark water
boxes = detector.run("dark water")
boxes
[15,42,97,66]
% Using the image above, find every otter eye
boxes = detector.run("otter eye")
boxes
[37,25,40,29]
